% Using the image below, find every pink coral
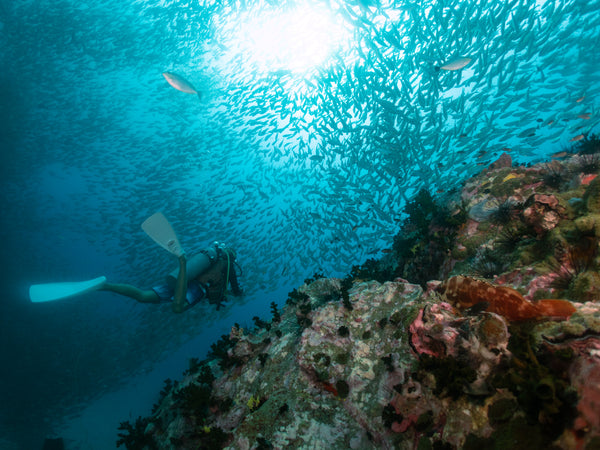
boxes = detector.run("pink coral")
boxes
[567,338,600,434]
[408,303,460,357]
[522,193,565,234]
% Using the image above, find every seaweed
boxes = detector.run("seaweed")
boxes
[174,383,213,419]
[270,301,281,323]
[304,272,325,284]
[207,334,241,370]
[339,276,354,310]
[296,295,313,328]
[391,189,463,287]
[348,258,396,283]
[286,287,309,305]
[198,364,216,385]
[404,189,441,236]
[183,358,202,377]
[152,378,175,414]
[208,334,236,360]
[252,316,271,331]
[116,416,157,449]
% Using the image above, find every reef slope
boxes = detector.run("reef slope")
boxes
[117,148,600,450]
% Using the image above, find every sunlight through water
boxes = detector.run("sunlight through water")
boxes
[221,2,353,73]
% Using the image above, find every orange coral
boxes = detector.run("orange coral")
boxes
[438,276,576,321]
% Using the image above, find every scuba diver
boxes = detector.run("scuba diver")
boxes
[101,241,242,313]
[28,214,242,311]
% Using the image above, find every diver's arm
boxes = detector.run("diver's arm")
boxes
[100,283,160,303]
[172,254,188,313]
[228,255,243,296]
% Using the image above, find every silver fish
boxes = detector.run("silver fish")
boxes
[162,72,201,100]
[435,56,472,72]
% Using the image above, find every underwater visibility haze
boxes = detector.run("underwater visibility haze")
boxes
[1,0,599,447]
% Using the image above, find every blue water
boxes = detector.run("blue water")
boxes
[1,0,599,447]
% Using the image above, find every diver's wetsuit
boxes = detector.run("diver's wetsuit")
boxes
[152,246,241,311]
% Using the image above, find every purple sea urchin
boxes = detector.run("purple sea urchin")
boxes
[542,161,569,189]
[490,198,521,225]
[574,133,600,155]
[549,237,598,295]
[577,153,600,175]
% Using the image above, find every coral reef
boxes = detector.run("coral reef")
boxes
[117,150,600,449]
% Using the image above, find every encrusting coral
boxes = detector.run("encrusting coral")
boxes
[116,148,600,449]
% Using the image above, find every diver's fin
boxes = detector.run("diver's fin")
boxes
[29,276,107,303]
[141,212,184,257]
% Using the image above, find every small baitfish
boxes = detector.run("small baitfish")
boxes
[435,56,472,72]
[162,72,202,100]
[438,276,576,321]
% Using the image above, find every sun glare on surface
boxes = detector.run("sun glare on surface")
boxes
[229,4,352,73]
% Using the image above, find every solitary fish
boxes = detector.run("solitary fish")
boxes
[438,276,575,322]
[551,151,568,159]
[162,72,202,100]
[570,134,585,142]
[435,56,472,72]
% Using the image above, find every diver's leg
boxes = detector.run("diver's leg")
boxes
[172,255,188,313]
[100,282,160,304]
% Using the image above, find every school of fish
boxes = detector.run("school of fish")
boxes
[7,0,599,302]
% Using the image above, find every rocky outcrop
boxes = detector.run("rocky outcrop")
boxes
[117,147,600,450]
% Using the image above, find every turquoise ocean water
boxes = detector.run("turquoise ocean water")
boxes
[1,0,599,447]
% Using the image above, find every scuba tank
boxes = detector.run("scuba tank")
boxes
[166,242,222,289]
